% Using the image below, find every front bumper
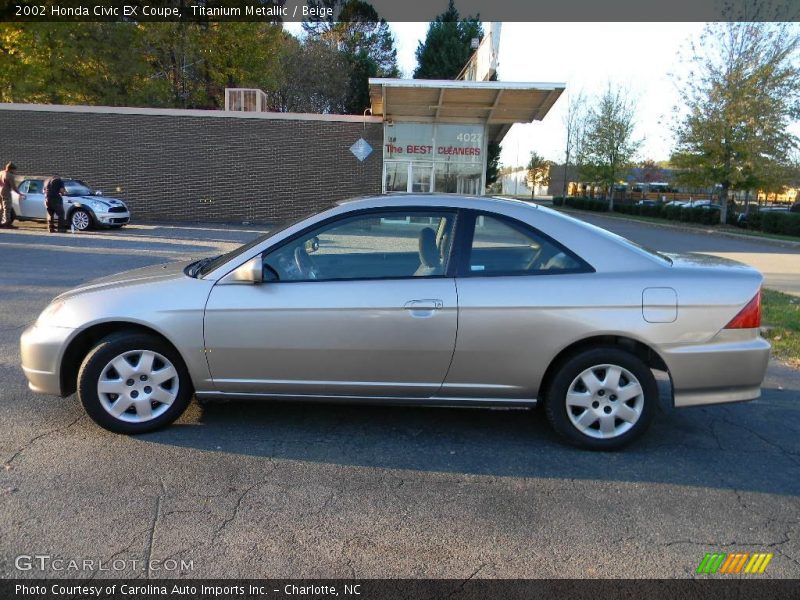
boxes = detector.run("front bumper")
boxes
[20,324,75,396]
[661,331,771,407]
[95,211,130,226]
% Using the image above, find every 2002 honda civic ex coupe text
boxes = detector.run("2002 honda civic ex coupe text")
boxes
[20,195,770,449]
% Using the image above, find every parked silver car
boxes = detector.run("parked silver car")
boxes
[11,178,131,230]
[20,195,770,449]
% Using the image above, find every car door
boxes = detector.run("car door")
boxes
[203,209,459,398]
[20,179,46,219]
[442,211,594,400]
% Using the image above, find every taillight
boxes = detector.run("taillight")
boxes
[725,290,762,329]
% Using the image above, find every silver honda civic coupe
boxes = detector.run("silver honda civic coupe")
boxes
[20,195,770,449]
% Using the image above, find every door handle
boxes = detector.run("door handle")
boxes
[403,299,444,311]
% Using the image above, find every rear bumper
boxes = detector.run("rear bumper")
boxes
[20,324,75,396]
[661,333,770,408]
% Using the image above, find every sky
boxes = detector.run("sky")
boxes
[284,22,715,168]
[389,22,708,168]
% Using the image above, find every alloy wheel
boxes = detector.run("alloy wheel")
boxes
[71,210,91,231]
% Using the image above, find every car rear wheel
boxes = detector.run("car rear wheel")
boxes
[70,208,92,231]
[77,332,193,434]
[545,348,657,450]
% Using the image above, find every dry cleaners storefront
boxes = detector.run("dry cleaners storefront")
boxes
[368,79,565,195]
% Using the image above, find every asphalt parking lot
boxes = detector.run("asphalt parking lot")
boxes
[1,219,799,580]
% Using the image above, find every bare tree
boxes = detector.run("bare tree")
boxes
[562,89,586,197]
[269,37,351,114]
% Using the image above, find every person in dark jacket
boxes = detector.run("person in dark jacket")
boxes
[44,175,67,233]
[0,162,23,228]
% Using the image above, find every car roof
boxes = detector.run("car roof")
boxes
[20,176,81,182]
[335,193,542,212]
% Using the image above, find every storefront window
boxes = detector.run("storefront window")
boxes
[434,161,483,195]
[384,162,408,192]
[433,124,484,164]
[383,122,487,195]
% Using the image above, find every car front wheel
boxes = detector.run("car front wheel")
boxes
[70,208,92,231]
[77,332,193,434]
[545,348,657,450]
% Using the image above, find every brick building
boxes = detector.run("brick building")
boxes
[0,104,383,224]
[0,79,563,225]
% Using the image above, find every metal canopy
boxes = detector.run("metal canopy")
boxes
[368,78,565,143]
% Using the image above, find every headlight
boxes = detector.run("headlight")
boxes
[85,200,107,211]
[36,300,65,326]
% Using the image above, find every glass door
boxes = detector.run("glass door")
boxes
[410,162,433,193]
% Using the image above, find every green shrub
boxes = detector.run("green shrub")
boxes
[761,212,800,236]
[638,204,664,218]
[564,197,608,211]
[663,205,682,221]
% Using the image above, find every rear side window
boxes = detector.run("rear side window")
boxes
[466,214,587,275]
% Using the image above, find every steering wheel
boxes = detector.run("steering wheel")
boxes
[294,245,319,280]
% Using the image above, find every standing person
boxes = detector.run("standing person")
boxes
[43,175,67,233]
[0,162,23,228]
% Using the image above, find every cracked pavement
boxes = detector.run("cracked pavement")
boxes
[1,220,799,579]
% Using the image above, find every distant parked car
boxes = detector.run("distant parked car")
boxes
[10,178,130,231]
[636,200,658,206]
[736,205,789,228]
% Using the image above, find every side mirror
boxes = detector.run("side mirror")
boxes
[305,236,320,254]
[222,256,263,284]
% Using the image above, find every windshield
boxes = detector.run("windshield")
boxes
[63,180,93,196]
[195,208,327,278]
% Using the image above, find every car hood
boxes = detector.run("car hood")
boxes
[56,260,194,300]
[67,195,127,208]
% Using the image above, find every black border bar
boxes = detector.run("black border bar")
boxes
[3,579,800,600]
[2,0,799,23]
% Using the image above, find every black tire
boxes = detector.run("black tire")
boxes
[77,332,193,434]
[70,208,93,231]
[544,347,657,450]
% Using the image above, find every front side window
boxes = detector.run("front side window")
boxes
[22,180,43,194]
[467,215,585,275]
[262,211,456,282]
